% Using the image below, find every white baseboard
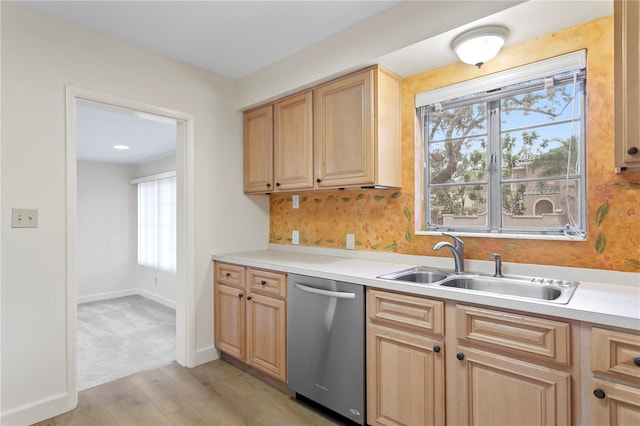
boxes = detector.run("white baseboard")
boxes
[77,289,137,304]
[0,392,72,426]
[194,345,219,366]
[77,288,176,309]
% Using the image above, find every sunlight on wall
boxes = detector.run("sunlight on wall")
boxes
[270,16,640,273]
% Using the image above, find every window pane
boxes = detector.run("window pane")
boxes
[427,103,487,142]
[429,184,488,227]
[429,137,487,184]
[501,126,581,179]
[501,84,578,130]
[500,179,581,229]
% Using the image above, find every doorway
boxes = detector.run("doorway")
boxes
[65,87,195,402]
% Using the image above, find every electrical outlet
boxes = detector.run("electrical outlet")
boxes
[292,230,299,245]
[11,208,38,228]
[292,194,299,209]
[346,233,355,250]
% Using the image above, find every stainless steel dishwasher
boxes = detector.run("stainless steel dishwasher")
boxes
[287,274,365,425]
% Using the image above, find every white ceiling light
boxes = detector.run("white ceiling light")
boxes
[113,144,130,150]
[451,25,509,68]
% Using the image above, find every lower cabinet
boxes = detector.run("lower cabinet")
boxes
[214,261,287,382]
[367,289,577,426]
[591,378,640,424]
[590,326,640,424]
[453,346,571,425]
[366,289,445,426]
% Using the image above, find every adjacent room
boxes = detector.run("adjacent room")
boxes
[75,101,178,390]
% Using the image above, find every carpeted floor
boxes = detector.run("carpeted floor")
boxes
[77,294,176,390]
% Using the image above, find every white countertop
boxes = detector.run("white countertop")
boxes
[212,245,640,330]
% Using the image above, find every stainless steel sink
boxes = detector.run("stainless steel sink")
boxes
[439,276,578,304]
[378,267,578,304]
[378,267,449,284]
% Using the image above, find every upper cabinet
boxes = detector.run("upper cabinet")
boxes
[615,0,640,172]
[273,91,314,191]
[243,65,402,194]
[243,105,274,193]
[314,67,401,189]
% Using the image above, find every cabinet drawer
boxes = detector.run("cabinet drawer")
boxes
[215,262,245,288]
[367,289,444,336]
[592,327,640,383]
[455,305,570,365]
[247,268,286,298]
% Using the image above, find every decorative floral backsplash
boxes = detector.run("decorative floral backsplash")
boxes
[269,16,640,273]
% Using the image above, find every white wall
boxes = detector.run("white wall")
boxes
[76,161,138,301]
[0,4,269,424]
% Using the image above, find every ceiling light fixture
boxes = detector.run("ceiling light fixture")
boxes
[113,144,130,150]
[451,25,509,69]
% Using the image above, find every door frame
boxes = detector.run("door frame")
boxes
[65,86,196,406]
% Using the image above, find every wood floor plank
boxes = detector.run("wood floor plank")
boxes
[36,359,342,426]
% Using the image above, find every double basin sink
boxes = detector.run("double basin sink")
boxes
[378,267,578,304]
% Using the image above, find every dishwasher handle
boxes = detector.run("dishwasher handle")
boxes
[293,282,356,299]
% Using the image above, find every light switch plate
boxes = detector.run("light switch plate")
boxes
[292,195,299,209]
[292,230,299,245]
[12,208,38,228]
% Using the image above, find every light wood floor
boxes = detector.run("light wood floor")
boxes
[35,359,342,426]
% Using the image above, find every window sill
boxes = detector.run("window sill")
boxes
[416,230,587,242]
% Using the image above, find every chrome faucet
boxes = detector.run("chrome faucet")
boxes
[491,253,503,277]
[433,233,465,273]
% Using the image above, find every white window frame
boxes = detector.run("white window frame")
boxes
[415,50,587,240]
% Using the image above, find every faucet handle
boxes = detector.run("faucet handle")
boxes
[442,233,464,249]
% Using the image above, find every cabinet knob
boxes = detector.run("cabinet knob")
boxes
[593,388,606,399]
[247,296,252,301]
[433,345,441,353]
[237,293,243,298]
[266,183,271,188]
[275,182,281,187]
[634,357,640,367]
[261,280,267,285]
[628,146,639,155]
[316,178,322,183]
[225,272,231,278]
[456,352,465,361]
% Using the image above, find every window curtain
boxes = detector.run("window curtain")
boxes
[137,176,176,271]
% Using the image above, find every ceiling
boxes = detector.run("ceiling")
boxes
[13,0,612,165]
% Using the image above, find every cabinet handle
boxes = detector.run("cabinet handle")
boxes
[456,352,465,361]
[261,280,267,286]
[266,183,271,188]
[628,146,639,155]
[634,357,640,367]
[237,293,243,298]
[247,296,252,301]
[275,182,281,187]
[593,388,606,399]
[433,345,441,353]
[316,178,321,183]
[225,273,231,278]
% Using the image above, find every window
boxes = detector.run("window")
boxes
[416,51,586,238]
[137,175,176,271]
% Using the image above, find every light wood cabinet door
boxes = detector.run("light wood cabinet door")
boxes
[615,0,640,171]
[454,346,571,426]
[274,91,313,191]
[313,66,401,189]
[214,283,246,360]
[246,292,287,382]
[591,378,640,425]
[314,69,375,188]
[367,324,445,426]
[244,104,273,193]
